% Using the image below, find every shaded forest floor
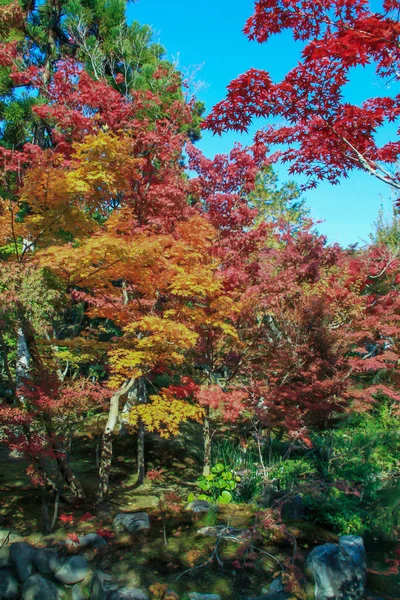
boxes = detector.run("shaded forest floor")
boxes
[0,427,399,599]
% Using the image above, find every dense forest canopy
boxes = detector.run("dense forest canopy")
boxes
[0,2,400,599]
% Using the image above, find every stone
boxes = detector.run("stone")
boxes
[113,513,150,535]
[197,525,250,541]
[185,500,214,513]
[269,578,284,593]
[21,574,64,600]
[306,535,366,600]
[31,548,61,574]
[91,571,118,600]
[0,547,10,569]
[0,568,20,599]
[78,534,107,549]
[188,594,221,600]
[54,556,88,585]
[281,494,305,520]
[108,588,149,600]
[9,542,35,582]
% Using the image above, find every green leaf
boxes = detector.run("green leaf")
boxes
[187,492,195,502]
[217,490,232,504]
[211,463,225,473]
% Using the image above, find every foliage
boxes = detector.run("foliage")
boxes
[188,463,241,504]
[205,0,400,197]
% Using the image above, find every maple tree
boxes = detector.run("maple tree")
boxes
[205,1,400,197]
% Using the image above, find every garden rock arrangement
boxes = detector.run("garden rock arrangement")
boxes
[0,537,151,600]
[306,535,367,600]
[0,529,371,600]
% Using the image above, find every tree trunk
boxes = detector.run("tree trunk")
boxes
[136,377,148,486]
[203,406,212,476]
[137,419,145,485]
[97,378,135,502]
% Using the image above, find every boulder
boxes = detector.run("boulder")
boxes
[78,534,107,550]
[31,548,61,575]
[185,501,214,513]
[108,588,149,600]
[113,513,150,535]
[21,574,64,600]
[91,571,118,600]
[0,547,10,569]
[306,535,366,600]
[9,542,35,582]
[54,556,88,585]
[0,568,20,599]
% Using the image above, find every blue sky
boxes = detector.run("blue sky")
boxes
[127,0,397,247]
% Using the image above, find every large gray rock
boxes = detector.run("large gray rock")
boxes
[9,543,35,582]
[185,501,214,513]
[31,548,61,575]
[54,556,88,585]
[91,571,118,600]
[0,568,20,599]
[108,589,149,600]
[21,574,64,600]
[113,513,150,535]
[78,534,107,550]
[0,548,10,569]
[306,535,366,600]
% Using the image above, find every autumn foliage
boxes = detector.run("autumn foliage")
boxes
[0,0,399,525]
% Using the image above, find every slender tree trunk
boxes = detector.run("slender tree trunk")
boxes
[136,377,148,486]
[97,378,135,502]
[203,406,212,476]
[137,419,145,485]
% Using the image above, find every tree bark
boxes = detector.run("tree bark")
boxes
[136,377,148,486]
[97,378,136,502]
[202,406,212,476]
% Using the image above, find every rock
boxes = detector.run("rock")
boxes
[197,525,250,541]
[54,556,88,585]
[108,588,149,600]
[0,568,20,599]
[188,594,221,600]
[306,535,366,600]
[31,548,61,575]
[281,494,305,520]
[78,534,107,549]
[9,542,35,582]
[113,513,150,535]
[185,500,214,513]
[91,571,118,600]
[21,574,64,600]
[0,547,10,569]
[269,578,284,593]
